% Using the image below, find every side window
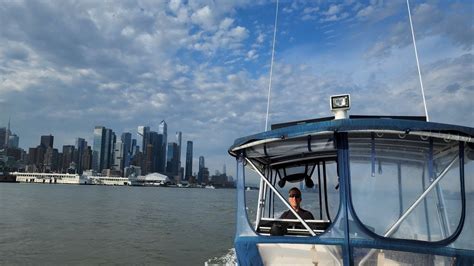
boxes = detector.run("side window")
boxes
[349,133,463,242]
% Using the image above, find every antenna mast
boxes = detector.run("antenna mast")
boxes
[264,0,279,131]
[406,0,429,121]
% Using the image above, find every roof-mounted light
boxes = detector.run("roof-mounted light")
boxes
[330,94,350,119]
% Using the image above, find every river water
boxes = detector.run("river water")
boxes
[0,183,237,265]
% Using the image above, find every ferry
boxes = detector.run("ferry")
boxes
[228,94,474,265]
[13,172,82,184]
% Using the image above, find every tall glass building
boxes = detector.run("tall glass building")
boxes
[166,142,179,177]
[198,156,205,184]
[75,138,87,174]
[121,132,132,168]
[185,141,193,180]
[176,131,182,172]
[157,120,167,173]
[92,126,105,172]
[137,126,150,154]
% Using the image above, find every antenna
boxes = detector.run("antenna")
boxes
[406,0,429,121]
[264,0,279,131]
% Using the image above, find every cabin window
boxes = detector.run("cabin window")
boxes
[348,132,464,242]
[246,159,340,236]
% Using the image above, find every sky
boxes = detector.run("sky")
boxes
[0,0,473,177]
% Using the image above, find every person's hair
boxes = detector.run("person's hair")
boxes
[288,187,301,196]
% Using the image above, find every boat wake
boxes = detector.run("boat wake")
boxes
[204,248,236,266]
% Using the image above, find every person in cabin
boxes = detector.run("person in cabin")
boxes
[270,187,315,235]
[280,187,314,220]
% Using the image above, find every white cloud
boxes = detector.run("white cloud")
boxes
[256,32,264,44]
[246,49,258,61]
[356,5,374,19]
[191,5,215,30]
[325,4,342,16]
[168,0,181,14]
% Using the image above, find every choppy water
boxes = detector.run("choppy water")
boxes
[0,183,236,265]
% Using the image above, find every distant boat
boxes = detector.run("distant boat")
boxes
[205,185,216,189]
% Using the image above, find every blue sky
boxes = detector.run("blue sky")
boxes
[0,0,473,176]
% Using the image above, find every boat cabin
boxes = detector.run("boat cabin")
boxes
[229,97,474,265]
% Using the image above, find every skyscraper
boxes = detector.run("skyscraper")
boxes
[198,156,205,184]
[137,126,150,173]
[41,135,54,149]
[185,141,193,181]
[44,147,59,172]
[62,145,75,173]
[112,139,125,174]
[92,126,106,172]
[121,132,132,168]
[0,127,6,149]
[157,120,167,173]
[149,131,159,173]
[137,126,150,153]
[131,138,138,157]
[103,129,115,170]
[75,138,87,174]
[176,131,182,165]
[166,142,179,177]
[82,146,93,171]
[8,134,19,148]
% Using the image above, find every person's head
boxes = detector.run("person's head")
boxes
[288,187,302,210]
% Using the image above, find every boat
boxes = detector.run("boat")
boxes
[228,94,474,265]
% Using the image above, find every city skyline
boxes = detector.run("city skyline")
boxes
[1,120,228,181]
[0,1,472,178]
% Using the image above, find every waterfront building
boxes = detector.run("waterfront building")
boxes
[211,172,230,188]
[129,172,170,186]
[124,165,141,178]
[185,141,193,181]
